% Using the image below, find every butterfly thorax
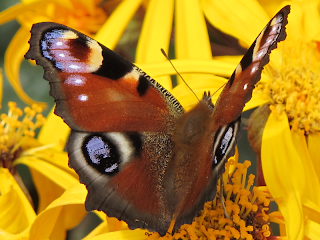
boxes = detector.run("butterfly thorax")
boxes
[164,98,215,217]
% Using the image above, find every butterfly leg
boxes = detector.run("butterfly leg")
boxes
[220,179,231,219]
[166,214,176,235]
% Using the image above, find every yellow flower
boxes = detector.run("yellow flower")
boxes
[199,0,320,239]
[0,99,86,238]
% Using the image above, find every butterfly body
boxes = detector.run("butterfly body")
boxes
[25,5,290,236]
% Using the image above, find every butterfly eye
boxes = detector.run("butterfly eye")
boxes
[83,134,120,175]
[68,131,137,177]
[212,119,240,168]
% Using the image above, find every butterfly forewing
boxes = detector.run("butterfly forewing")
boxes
[211,6,289,127]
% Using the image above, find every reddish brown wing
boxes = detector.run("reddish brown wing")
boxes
[211,6,290,127]
[25,23,183,132]
[25,22,183,235]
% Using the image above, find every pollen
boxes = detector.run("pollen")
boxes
[256,41,320,134]
[148,160,274,240]
[0,102,45,170]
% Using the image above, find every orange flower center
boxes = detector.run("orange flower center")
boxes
[148,160,274,240]
[256,41,320,134]
[0,102,45,170]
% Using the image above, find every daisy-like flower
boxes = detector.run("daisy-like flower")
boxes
[0,97,86,238]
[198,1,320,239]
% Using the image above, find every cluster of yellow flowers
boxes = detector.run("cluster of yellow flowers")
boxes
[154,161,275,240]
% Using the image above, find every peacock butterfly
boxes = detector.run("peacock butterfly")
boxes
[25,5,290,236]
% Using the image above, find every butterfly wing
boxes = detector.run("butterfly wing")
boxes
[212,6,290,126]
[25,22,184,234]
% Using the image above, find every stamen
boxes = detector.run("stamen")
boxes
[0,102,45,171]
[149,160,276,240]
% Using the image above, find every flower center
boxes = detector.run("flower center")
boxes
[257,41,320,134]
[148,159,275,240]
[0,102,45,171]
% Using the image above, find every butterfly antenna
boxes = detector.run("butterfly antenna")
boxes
[161,49,200,102]
[211,82,227,98]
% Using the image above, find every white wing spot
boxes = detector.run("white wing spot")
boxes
[78,94,88,102]
[86,38,103,72]
[69,64,81,70]
[123,68,140,81]
[65,75,86,86]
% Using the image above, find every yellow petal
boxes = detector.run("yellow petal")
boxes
[291,130,320,211]
[136,0,173,63]
[5,27,46,108]
[94,210,107,221]
[257,0,286,17]
[137,58,235,79]
[262,111,304,240]
[175,0,212,82]
[105,217,129,232]
[305,218,320,240]
[303,204,320,227]
[302,1,320,41]
[212,55,242,65]
[284,2,304,43]
[85,221,110,238]
[14,156,78,212]
[243,92,268,111]
[308,132,320,181]
[0,0,47,25]
[201,0,269,47]
[85,218,130,238]
[84,229,148,240]
[0,168,35,234]
[136,0,174,90]
[95,0,144,49]
[38,107,70,151]
[171,75,226,109]
[29,184,87,240]
[285,1,320,42]
[14,148,76,178]
[49,202,86,238]
[169,63,268,111]
[175,0,211,59]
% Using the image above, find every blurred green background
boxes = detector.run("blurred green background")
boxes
[0,0,54,117]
